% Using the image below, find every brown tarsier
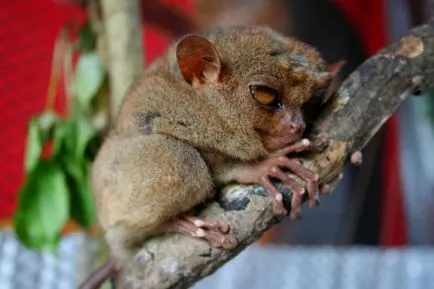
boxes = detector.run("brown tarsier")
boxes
[80,26,345,289]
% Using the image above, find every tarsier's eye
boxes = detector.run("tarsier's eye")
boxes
[249,85,282,108]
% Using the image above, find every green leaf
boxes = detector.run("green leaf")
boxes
[75,115,96,161]
[71,174,95,227]
[52,118,96,227]
[52,120,75,157]
[52,115,96,162]
[75,52,104,106]
[24,112,59,173]
[38,111,58,139]
[76,21,97,53]
[63,160,96,227]
[24,119,43,173]
[14,160,70,252]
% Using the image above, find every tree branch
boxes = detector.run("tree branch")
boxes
[100,0,144,118]
[120,20,434,289]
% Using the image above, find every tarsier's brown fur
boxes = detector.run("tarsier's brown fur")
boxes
[83,26,343,289]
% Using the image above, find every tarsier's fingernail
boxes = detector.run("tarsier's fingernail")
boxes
[302,139,310,146]
[196,229,205,237]
[275,193,283,201]
[321,184,331,194]
[350,151,363,166]
[193,219,205,227]
[220,223,230,233]
[308,200,315,208]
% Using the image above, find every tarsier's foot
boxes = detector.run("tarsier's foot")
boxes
[161,216,237,249]
[184,216,230,234]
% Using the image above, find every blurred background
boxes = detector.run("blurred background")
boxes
[1,0,434,288]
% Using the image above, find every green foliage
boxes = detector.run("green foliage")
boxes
[75,52,105,106]
[76,21,97,53]
[15,160,69,252]
[24,112,58,173]
[14,20,108,253]
[24,119,43,173]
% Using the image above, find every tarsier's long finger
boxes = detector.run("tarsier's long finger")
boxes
[268,167,307,219]
[290,188,303,220]
[272,139,311,156]
[278,157,319,207]
[269,167,305,195]
[259,176,287,216]
[269,167,305,220]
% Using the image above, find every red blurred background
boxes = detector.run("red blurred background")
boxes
[0,0,407,246]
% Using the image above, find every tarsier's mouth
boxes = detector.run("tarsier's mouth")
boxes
[256,130,302,151]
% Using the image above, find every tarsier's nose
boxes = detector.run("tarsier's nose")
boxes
[289,122,305,135]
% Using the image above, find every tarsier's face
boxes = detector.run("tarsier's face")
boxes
[219,30,334,151]
[247,73,308,151]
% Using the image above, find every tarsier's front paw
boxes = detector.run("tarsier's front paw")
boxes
[256,139,321,219]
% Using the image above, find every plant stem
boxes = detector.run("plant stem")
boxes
[45,27,69,112]
[100,0,144,119]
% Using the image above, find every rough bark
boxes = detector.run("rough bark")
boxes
[120,20,434,289]
[100,0,144,117]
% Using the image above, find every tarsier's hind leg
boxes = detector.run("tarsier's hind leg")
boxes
[94,133,237,264]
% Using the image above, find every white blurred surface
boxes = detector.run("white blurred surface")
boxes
[1,231,433,289]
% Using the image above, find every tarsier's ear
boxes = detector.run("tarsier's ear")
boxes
[176,35,221,87]
[323,60,346,104]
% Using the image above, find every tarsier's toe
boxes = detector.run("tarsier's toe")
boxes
[290,191,302,220]
[272,194,287,216]
[204,230,238,249]
[290,210,301,220]
[273,204,288,217]
[308,198,320,208]
[215,221,230,234]
[306,175,319,205]
[320,183,332,195]
[187,217,230,234]
[220,234,238,249]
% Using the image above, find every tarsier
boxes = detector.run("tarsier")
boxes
[80,26,345,289]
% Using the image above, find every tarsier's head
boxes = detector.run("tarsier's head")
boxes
[175,26,344,151]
